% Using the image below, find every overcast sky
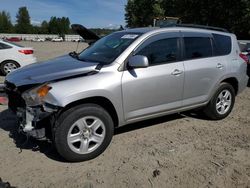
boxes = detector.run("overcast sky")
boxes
[0,0,127,28]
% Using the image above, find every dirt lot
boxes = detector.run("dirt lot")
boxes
[0,42,250,188]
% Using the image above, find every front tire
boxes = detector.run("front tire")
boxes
[54,104,114,162]
[204,83,235,120]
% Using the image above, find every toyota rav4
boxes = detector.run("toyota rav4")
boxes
[4,25,249,162]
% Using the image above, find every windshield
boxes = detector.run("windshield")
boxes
[78,32,141,64]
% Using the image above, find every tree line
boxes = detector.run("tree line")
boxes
[0,7,71,35]
[0,6,119,37]
[125,0,250,39]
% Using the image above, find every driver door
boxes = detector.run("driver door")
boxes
[121,32,184,122]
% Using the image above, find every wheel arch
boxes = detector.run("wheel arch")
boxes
[220,77,238,95]
[59,96,119,128]
[0,59,20,67]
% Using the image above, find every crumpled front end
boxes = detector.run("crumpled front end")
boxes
[4,80,59,139]
[16,105,58,138]
[3,53,103,139]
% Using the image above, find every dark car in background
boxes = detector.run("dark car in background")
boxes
[239,42,250,77]
[241,43,250,76]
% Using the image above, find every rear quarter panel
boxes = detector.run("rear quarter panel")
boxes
[228,34,248,93]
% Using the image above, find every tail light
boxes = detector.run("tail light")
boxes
[18,49,33,55]
[0,97,8,105]
[239,53,249,64]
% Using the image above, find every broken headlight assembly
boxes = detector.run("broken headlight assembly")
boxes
[22,84,52,106]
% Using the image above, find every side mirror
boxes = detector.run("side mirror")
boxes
[128,55,149,68]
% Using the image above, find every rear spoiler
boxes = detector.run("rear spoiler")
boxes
[71,24,100,44]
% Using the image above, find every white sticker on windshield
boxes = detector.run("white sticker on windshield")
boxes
[121,34,138,39]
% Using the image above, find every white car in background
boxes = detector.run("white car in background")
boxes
[51,37,63,42]
[71,38,85,42]
[32,37,45,42]
[0,40,37,75]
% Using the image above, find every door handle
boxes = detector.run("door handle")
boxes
[171,69,183,76]
[216,63,224,69]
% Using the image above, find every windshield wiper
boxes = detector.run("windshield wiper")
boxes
[79,58,107,65]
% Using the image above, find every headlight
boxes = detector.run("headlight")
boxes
[22,84,52,106]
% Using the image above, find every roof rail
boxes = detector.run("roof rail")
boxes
[161,23,229,33]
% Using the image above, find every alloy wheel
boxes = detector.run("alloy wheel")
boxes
[216,89,232,115]
[67,116,106,154]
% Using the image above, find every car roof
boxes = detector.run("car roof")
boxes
[122,26,232,36]
[122,27,158,33]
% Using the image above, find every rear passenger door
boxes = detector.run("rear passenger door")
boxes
[181,32,228,106]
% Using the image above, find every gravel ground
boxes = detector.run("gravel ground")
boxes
[0,42,250,188]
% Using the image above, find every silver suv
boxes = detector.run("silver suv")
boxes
[5,25,249,161]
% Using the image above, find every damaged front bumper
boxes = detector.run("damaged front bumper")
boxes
[16,103,59,139]
[4,80,60,139]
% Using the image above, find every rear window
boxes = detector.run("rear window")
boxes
[0,42,12,50]
[3,40,24,48]
[212,34,231,55]
[184,37,212,60]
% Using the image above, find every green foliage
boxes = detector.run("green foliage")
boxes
[125,0,250,38]
[0,7,70,35]
[0,11,13,33]
[153,2,165,17]
[40,21,49,34]
[15,7,32,34]
[48,16,70,35]
[125,0,165,27]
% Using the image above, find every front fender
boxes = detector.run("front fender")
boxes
[43,70,125,125]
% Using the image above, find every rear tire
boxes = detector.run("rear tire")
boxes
[54,104,114,162]
[0,60,20,76]
[204,83,235,120]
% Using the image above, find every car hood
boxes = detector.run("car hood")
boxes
[71,24,100,44]
[6,55,99,87]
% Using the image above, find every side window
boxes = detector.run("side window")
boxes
[0,42,12,50]
[0,43,4,49]
[184,37,212,60]
[136,38,179,65]
[212,34,231,55]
